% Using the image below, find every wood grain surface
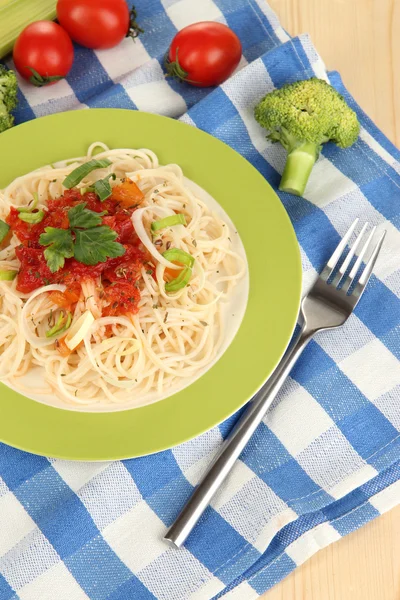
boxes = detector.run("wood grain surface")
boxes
[260,1,400,598]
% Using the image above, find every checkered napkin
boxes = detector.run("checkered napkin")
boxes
[1,1,399,599]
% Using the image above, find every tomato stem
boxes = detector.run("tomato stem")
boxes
[28,67,63,87]
[127,5,144,40]
[164,47,192,82]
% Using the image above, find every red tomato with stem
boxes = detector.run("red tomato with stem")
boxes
[56,0,143,50]
[13,21,74,86]
[166,22,242,87]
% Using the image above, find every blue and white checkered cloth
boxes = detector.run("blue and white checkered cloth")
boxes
[1,1,400,598]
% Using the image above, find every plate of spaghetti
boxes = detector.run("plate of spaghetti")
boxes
[0,109,301,460]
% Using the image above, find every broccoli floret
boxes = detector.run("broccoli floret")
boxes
[254,78,360,196]
[0,65,18,134]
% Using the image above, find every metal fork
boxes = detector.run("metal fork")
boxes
[164,219,386,548]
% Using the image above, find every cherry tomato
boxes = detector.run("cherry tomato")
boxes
[166,22,242,87]
[57,0,142,50]
[13,21,74,87]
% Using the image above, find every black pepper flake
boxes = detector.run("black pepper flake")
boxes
[166,241,171,250]
[152,304,158,309]
[192,239,197,247]
[146,269,153,275]
[164,312,168,324]
[112,301,118,309]
[200,321,208,326]
[154,189,159,194]
[228,237,232,242]
[55,339,59,348]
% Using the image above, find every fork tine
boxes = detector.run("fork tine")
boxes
[326,218,359,273]
[334,222,369,284]
[342,226,377,292]
[357,230,386,288]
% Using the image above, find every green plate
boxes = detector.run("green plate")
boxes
[0,109,301,461]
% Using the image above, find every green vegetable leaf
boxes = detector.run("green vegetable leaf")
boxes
[62,159,112,189]
[0,219,10,243]
[93,173,116,202]
[74,226,125,265]
[68,203,104,229]
[39,227,74,273]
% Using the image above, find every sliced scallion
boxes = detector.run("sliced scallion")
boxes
[151,214,186,233]
[80,186,94,196]
[17,192,39,213]
[165,267,192,293]
[18,210,45,224]
[0,220,10,243]
[93,173,116,202]
[0,270,17,281]
[62,159,112,189]
[162,248,195,267]
[46,311,72,338]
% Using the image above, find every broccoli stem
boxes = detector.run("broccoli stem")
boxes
[279,142,318,196]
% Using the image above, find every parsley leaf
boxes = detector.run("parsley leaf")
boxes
[93,173,116,202]
[68,203,104,229]
[74,226,125,265]
[39,228,74,273]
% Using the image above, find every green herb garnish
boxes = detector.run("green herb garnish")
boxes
[40,228,74,273]
[39,203,125,273]
[162,248,194,268]
[62,159,112,189]
[17,192,38,213]
[0,220,10,243]
[165,266,192,293]
[18,210,45,224]
[93,173,116,202]
[46,311,72,338]
[74,226,125,265]
[0,270,17,281]
[151,214,186,232]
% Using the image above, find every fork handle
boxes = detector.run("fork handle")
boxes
[164,325,312,548]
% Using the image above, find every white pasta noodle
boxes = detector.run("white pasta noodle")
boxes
[0,144,245,408]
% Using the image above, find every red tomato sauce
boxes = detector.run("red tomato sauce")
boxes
[7,187,148,317]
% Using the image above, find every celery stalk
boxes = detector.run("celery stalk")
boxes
[0,0,57,58]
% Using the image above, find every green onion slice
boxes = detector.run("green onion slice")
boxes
[80,186,94,195]
[93,173,116,202]
[0,220,10,243]
[18,210,45,224]
[46,311,72,338]
[0,270,17,281]
[151,214,186,232]
[62,159,112,189]
[162,248,195,268]
[165,267,192,293]
[17,192,39,213]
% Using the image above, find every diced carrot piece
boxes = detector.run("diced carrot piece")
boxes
[111,178,144,207]
[56,336,71,357]
[49,289,80,308]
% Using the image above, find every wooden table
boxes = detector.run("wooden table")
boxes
[261,1,400,598]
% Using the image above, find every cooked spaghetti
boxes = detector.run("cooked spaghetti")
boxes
[0,143,245,407]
